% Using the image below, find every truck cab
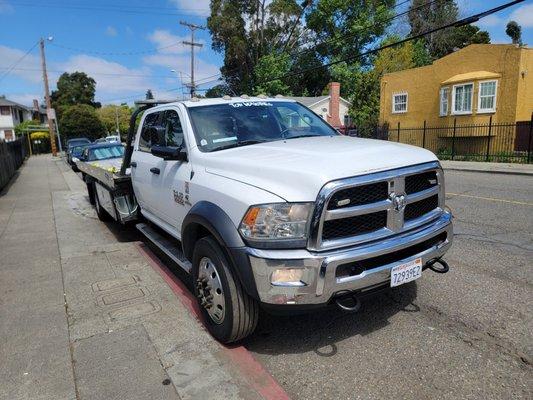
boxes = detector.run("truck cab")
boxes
[80,97,453,343]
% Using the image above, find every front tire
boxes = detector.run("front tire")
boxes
[192,236,258,343]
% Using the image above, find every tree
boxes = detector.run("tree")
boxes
[208,0,313,94]
[51,72,100,119]
[253,53,292,95]
[409,0,490,61]
[145,89,154,100]
[60,104,105,141]
[205,84,232,98]
[305,0,396,64]
[506,21,522,45]
[14,119,41,136]
[96,105,132,139]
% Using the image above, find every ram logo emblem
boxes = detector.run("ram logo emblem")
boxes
[391,193,406,212]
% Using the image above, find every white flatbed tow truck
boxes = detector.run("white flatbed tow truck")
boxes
[76,97,452,343]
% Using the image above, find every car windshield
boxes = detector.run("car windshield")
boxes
[71,145,86,157]
[68,139,90,148]
[88,145,124,161]
[188,101,338,152]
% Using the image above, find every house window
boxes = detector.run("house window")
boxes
[452,83,473,114]
[392,93,408,113]
[439,87,449,116]
[478,80,497,113]
[0,106,10,116]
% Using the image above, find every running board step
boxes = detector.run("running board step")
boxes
[136,223,192,273]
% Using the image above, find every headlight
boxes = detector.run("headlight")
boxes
[239,203,313,241]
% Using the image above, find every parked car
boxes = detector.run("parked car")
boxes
[105,135,120,143]
[66,137,91,164]
[76,97,453,344]
[69,144,90,171]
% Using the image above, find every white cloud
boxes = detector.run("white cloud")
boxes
[0,45,42,84]
[57,55,154,101]
[510,4,533,28]
[168,0,210,17]
[143,53,219,83]
[105,26,118,37]
[147,29,190,54]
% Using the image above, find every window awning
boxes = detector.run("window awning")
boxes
[441,71,501,85]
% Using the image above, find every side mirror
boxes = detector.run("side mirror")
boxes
[151,145,188,162]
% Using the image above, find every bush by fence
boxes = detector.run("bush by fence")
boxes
[0,138,27,191]
[352,115,533,164]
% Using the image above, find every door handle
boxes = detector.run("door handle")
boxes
[150,167,160,175]
[130,161,137,167]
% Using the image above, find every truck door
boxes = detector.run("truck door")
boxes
[150,109,192,232]
[130,110,163,216]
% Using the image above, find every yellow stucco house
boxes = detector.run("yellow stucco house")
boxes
[379,44,532,158]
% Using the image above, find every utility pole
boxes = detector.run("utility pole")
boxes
[39,37,58,156]
[180,21,205,98]
[115,106,120,134]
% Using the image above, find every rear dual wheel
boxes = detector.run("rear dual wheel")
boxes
[192,236,258,344]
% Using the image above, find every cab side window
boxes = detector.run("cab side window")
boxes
[138,112,162,152]
[162,110,184,148]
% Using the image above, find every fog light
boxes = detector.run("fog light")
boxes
[271,269,305,286]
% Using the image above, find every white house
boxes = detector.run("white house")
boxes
[287,82,352,129]
[0,97,47,142]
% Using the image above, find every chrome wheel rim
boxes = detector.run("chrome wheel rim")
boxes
[196,257,225,324]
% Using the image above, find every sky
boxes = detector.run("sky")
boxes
[0,0,531,107]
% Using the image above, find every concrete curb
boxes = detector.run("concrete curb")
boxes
[137,242,291,400]
[440,161,533,176]
[442,166,533,176]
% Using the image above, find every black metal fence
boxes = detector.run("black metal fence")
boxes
[0,138,27,191]
[360,115,533,164]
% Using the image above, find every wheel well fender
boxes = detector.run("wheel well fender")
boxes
[182,201,259,299]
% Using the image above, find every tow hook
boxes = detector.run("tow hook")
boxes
[334,291,362,313]
[427,258,450,274]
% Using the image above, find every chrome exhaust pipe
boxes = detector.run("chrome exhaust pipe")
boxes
[334,292,362,313]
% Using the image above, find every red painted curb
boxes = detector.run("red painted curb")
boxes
[135,242,291,400]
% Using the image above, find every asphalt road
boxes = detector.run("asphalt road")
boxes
[245,171,533,400]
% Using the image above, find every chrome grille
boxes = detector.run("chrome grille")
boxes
[328,182,388,210]
[322,211,387,240]
[308,162,444,251]
[405,194,439,221]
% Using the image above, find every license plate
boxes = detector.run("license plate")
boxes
[390,258,422,287]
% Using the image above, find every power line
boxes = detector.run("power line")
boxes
[194,0,438,85]
[48,41,185,56]
[0,66,179,79]
[291,0,440,59]
[261,0,525,85]
[0,41,39,84]
[6,1,210,16]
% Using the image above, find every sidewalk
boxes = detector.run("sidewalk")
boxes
[0,155,283,400]
[440,160,533,176]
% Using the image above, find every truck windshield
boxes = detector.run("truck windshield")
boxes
[188,101,338,152]
[88,145,124,161]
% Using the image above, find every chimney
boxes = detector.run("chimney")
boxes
[33,99,39,112]
[327,82,342,127]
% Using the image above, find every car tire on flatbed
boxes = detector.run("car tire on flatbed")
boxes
[192,236,258,343]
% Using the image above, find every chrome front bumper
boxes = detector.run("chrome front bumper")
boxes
[247,211,453,305]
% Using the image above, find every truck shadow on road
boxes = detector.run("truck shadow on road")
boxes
[246,282,418,357]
